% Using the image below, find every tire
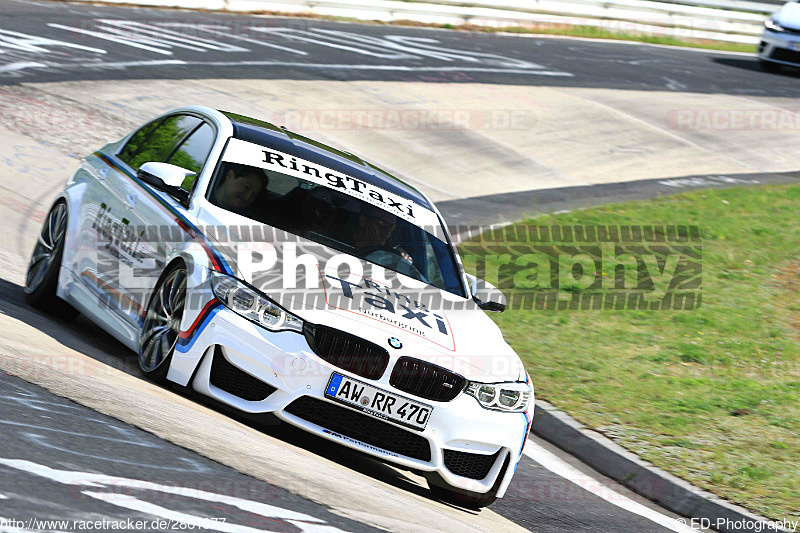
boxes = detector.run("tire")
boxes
[425,454,510,509]
[24,200,78,320]
[139,263,187,383]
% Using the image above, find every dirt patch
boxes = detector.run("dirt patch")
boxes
[777,259,800,340]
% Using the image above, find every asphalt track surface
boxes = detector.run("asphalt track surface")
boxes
[0,0,798,96]
[0,279,688,532]
[1,1,798,532]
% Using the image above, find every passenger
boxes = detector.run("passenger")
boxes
[212,164,268,211]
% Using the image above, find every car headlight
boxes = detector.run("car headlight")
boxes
[465,381,532,412]
[210,272,303,333]
[765,18,784,32]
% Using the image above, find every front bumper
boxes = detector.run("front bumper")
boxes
[167,299,531,496]
[759,28,800,66]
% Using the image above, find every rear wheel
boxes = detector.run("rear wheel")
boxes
[24,200,78,320]
[139,264,187,383]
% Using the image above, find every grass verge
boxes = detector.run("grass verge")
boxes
[465,184,799,522]
[488,24,757,53]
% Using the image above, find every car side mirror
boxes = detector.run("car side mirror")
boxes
[138,162,194,204]
[465,273,507,313]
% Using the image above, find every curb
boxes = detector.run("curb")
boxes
[531,400,791,533]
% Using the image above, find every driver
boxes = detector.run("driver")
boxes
[354,203,414,272]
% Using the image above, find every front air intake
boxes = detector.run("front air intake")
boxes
[209,346,276,401]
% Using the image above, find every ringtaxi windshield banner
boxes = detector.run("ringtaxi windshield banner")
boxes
[221,138,442,230]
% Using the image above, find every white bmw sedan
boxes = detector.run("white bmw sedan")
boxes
[25,106,533,508]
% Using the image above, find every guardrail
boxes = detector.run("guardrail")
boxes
[70,0,779,43]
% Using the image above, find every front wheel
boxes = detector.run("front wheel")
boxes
[759,59,781,73]
[24,200,78,320]
[139,264,187,383]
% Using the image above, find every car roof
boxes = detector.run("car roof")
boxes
[219,110,433,210]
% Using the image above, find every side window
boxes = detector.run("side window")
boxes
[118,119,161,165]
[167,122,215,191]
[122,115,202,171]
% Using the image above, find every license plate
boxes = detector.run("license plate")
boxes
[325,373,432,430]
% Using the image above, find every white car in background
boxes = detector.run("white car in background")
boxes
[759,0,800,69]
[25,106,533,508]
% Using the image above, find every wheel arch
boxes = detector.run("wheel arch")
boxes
[52,188,82,301]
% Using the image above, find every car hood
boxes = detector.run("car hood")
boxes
[292,287,525,384]
[198,208,526,383]
[774,1,800,28]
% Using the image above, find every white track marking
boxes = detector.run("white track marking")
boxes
[0,59,571,76]
[79,60,187,69]
[4,0,60,6]
[523,442,699,533]
[0,458,347,533]
[316,29,543,68]
[98,20,250,53]
[161,23,308,55]
[0,28,106,54]
[0,62,46,73]
[251,27,412,59]
[83,492,345,533]
[47,24,174,55]
[189,63,571,75]
[383,34,544,69]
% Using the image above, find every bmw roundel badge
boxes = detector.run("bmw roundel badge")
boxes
[388,337,403,349]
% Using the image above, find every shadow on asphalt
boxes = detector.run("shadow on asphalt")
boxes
[0,277,475,512]
[711,57,800,77]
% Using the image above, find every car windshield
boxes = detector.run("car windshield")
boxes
[207,160,465,297]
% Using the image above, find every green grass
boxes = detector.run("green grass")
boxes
[461,24,757,54]
[463,185,800,522]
